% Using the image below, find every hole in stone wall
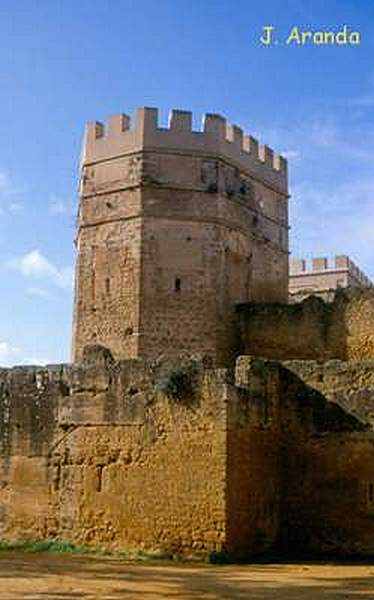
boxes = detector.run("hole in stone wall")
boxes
[175,278,181,293]
[96,465,103,493]
[105,278,110,294]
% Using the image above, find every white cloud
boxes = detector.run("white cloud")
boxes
[0,337,55,368]
[0,170,24,197]
[0,341,52,368]
[0,341,28,368]
[281,149,300,162]
[48,194,75,216]
[6,249,74,290]
[0,341,21,367]
[0,169,26,216]
[8,202,25,215]
[23,357,52,366]
[290,178,374,279]
[345,95,374,108]
[26,287,54,299]
[0,171,12,194]
[260,113,374,167]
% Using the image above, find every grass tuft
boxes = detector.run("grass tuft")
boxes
[0,539,97,555]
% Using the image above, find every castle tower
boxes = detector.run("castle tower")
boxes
[72,108,289,364]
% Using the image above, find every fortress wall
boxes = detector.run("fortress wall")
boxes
[344,289,374,359]
[280,428,374,555]
[72,193,143,363]
[0,350,283,557]
[139,185,256,362]
[225,358,283,556]
[82,108,287,194]
[136,168,288,364]
[289,255,372,296]
[1,350,373,558]
[74,107,289,365]
[276,363,374,556]
[237,288,374,362]
[284,360,374,428]
[236,296,345,361]
[53,355,232,554]
[0,354,228,554]
[0,366,63,539]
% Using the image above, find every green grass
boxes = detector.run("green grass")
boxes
[0,539,98,555]
[0,539,195,562]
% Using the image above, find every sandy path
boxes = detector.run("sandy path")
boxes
[0,552,373,599]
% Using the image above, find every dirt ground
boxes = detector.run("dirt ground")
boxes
[0,552,373,599]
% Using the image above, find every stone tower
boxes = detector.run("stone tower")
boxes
[72,108,289,364]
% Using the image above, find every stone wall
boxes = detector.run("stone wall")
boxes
[284,359,374,428]
[237,288,374,362]
[279,360,374,555]
[0,349,282,558]
[73,107,289,366]
[1,347,374,558]
[289,255,372,302]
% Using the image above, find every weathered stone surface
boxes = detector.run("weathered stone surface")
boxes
[1,353,374,558]
[237,288,374,362]
[2,108,374,561]
[72,108,289,366]
[289,255,372,302]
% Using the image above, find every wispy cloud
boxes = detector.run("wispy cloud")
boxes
[290,177,374,278]
[0,169,26,216]
[344,95,374,108]
[23,356,52,366]
[338,72,374,110]
[6,249,74,290]
[26,286,55,299]
[307,116,374,161]
[48,194,75,216]
[0,171,13,195]
[281,149,300,162]
[260,112,374,166]
[0,341,21,367]
[8,202,25,215]
[0,340,52,367]
[0,170,25,197]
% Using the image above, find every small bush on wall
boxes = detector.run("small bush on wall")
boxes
[157,364,198,401]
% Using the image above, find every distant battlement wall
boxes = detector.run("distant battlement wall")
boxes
[290,255,372,284]
[82,107,287,194]
[289,255,373,301]
[237,288,374,362]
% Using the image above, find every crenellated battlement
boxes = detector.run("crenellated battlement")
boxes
[74,105,289,365]
[81,107,287,193]
[290,255,373,287]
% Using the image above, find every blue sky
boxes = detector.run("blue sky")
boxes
[0,0,373,366]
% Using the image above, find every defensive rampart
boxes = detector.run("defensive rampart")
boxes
[73,107,289,365]
[82,108,287,193]
[0,347,373,558]
[237,288,374,362]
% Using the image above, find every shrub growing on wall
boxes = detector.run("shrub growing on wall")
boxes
[157,363,198,402]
